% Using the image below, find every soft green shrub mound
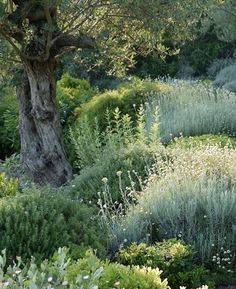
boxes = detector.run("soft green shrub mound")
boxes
[57,73,98,126]
[0,190,106,263]
[98,263,168,289]
[75,78,169,129]
[68,254,168,289]
[146,80,236,142]
[0,247,210,289]
[108,145,236,268]
[117,240,215,289]
[63,143,157,202]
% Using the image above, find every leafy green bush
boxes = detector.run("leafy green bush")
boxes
[75,78,169,129]
[0,190,106,264]
[0,172,18,197]
[117,239,192,268]
[67,106,161,201]
[68,254,168,289]
[98,263,168,289]
[70,106,160,168]
[116,240,215,289]
[181,34,224,76]
[57,73,98,126]
[0,247,103,289]
[63,142,158,202]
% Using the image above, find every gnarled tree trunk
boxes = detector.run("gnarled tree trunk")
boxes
[17,62,72,187]
[7,0,96,186]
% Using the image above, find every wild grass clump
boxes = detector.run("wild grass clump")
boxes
[106,144,236,266]
[146,80,236,142]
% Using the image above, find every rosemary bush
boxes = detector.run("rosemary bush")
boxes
[0,190,105,264]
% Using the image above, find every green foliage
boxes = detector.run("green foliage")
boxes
[68,254,168,289]
[0,154,22,179]
[0,172,18,197]
[146,79,236,143]
[132,53,178,78]
[117,239,192,268]
[98,263,168,289]
[0,86,19,158]
[67,105,160,201]
[108,144,236,267]
[57,73,98,126]
[169,134,236,149]
[71,106,155,168]
[182,34,224,76]
[0,190,106,264]
[63,143,157,203]
[117,240,215,289]
[75,78,169,129]
[0,247,103,289]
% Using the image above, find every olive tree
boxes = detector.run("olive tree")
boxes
[0,0,218,186]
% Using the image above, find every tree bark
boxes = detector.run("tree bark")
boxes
[17,62,72,187]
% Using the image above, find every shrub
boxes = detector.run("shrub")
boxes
[108,144,236,267]
[70,106,160,169]
[67,106,161,201]
[117,239,192,268]
[57,73,98,126]
[207,58,236,79]
[0,247,103,289]
[146,80,236,142]
[68,255,168,289]
[75,78,169,129]
[0,172,18,197]
[117,240,215,289]
[98,263,168,289]
[212,64,236,89]
[0,189,106,264]
[63,142,158,202]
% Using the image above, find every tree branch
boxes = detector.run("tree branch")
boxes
[51,32,96,56]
